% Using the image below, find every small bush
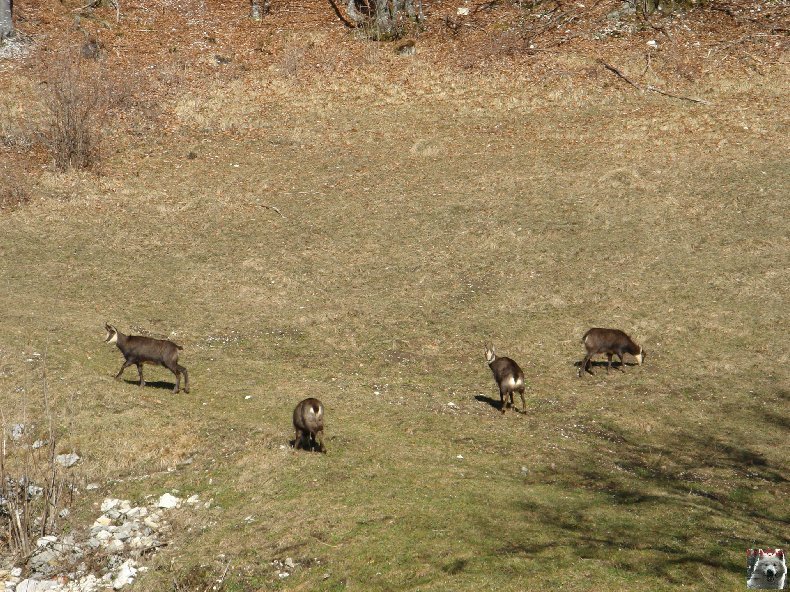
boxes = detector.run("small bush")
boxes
[40,53,116,172]
[0,168,30,211]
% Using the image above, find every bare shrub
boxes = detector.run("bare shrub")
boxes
[0,357,73,561]
[40,52,119,171]
[0,167,30,211]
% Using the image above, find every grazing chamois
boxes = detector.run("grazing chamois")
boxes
[104,323,190,393]
[293,398,326,453]
[485,345,526,414]
[578,328,644,377]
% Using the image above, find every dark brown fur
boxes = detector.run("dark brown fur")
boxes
[105,324,190,393]
[579,328,644,377]
[293,397,325,453]
[485,345,526,414]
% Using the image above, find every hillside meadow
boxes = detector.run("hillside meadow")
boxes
[1,12,788,590]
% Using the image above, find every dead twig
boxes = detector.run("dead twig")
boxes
[645,85,710,104]
[203,560,232,592]
[599,60,641,89]
[260,204,285,218]
[599,60,710,105]
[311,534,340,548]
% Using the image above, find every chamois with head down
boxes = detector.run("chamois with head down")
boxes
[293,398,326,453]
[485,345,526,414]
[578,328,645,377]
[104,323,190,393]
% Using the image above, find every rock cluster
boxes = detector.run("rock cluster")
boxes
[2,493,205,592]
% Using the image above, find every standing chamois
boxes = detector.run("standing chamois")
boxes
[104,323,190,393]
[485,345,526,414]
[293,398,326,453]
[578,328,645,377]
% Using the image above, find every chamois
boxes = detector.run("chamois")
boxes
[578,328,644,377]
[293,398,326,453]
[485,345,526,414]
[104,323,190,393]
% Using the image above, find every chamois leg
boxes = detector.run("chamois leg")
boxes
[518,387,526,414]
[164,361,180,393]
[136,363,145,387]
[294,428,304,450]
[606,354,613,374]
[315,429,326,453]
[499,388,508,413]
[178,365,190,393]
[115,360,133,380]
[617,353,626,372]
[579,354,593,377]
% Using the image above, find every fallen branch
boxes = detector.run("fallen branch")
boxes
[599,60,641,89]
[260,204,285,218]
[646,85,710,104]
[311,535,340,548]
[598,60,710,105]
[325,0,357,28]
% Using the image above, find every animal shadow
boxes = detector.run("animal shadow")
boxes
[474,394,525,414]
[289,437,324,453]
[123,379,176,391]
[574,360,637,374]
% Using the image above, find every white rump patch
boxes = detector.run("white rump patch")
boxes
[504,376,520,389]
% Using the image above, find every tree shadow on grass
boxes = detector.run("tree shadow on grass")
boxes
[502,413,787,585]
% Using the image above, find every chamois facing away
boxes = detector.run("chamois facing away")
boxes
[485,345,526,414]
[104,324,190,394]
[578,328,645,377]
[293,398,326,453]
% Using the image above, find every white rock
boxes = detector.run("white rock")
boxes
[125,506,148,518]
[244,395,252,400]
[36,535,58,547]
[157,493,180,509]
[11,567,22,577]
[93,515,112,527]
[15,580,58,592]
[55,453,80,468]
[96,530,112,542]
[186,495,200,505]
[647,39,658,48]
[278,572,290,579]
[10,424,24,441]
[107,539,125,553]
[284,557,296,569]
[86,483,100,491]
[447,402,459,409]
[58,508,70,519]
[457,6,470,15]
[112,560,137,589]
[32,439,48,449]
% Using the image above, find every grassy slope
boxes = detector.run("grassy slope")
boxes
[1,64,788,591]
